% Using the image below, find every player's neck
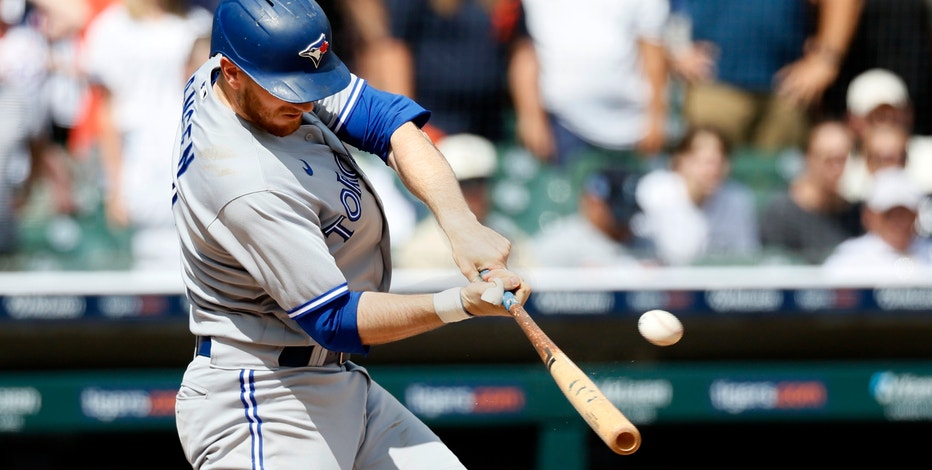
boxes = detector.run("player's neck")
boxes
[214,80,235,113]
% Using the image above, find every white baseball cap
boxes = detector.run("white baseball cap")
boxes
[846,68,910,117]
[866,167,924,212]
[437,133,498,181]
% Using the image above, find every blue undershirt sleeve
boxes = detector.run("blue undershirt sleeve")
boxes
[292,291,369,354]
[337,85,430,161]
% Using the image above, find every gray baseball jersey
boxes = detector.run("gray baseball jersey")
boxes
[171,55,464,469]
[174,55,390,348]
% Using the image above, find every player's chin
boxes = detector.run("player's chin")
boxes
[267,118,303,137]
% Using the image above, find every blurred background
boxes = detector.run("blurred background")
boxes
[1,0,932,468]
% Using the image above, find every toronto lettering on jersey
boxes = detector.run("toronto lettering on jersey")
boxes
[322,154,362,241]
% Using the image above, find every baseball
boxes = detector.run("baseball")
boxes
[638,309,683,347]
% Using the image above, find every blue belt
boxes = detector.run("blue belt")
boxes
[195,336,345,367]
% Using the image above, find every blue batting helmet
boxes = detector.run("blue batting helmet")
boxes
[210,0,351,103]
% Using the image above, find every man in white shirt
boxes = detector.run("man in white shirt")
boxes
[824,167,932,274]
[518,0,670,167]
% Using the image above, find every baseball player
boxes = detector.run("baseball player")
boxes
[171,1,529,469]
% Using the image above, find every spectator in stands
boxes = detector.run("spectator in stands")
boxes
[30,0,90,157]
[840,124,910,204]
[823,167,932,272]
[79,0,212,271]
[760,120,863,264]
[383,0,531,145]
[33,1,140,219]
[819,0,932,137]
[517,0,670,168]
[44,0,117,163]
[395,133,535,269]
[318,0,409,92]
[0,0,48,255]
[635,125,760,265]
[531,166,656,268]
[0,0,53,264]
[839,68,932,199]
[666,0,862,153]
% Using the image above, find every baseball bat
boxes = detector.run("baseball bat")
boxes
[502,291,641,455]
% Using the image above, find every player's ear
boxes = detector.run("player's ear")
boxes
[218,56,245,88]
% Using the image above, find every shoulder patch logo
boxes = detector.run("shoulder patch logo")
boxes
[298,33,330,68]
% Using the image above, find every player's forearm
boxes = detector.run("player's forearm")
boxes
[389,122,512,278]
[388,122,475,227]
[355,276,522,345]
[355,291,446,345]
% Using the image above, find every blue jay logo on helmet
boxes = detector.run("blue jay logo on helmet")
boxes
[299,33,330,68]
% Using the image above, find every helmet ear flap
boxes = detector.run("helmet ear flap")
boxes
[209,0,351,103]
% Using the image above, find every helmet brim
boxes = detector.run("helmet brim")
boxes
[246,53,351,104]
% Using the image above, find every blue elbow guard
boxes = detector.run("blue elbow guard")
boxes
[293,291,369,354]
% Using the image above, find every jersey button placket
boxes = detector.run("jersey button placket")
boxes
[304,127,322,142]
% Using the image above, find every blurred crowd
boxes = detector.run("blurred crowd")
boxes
[1,0,931,275]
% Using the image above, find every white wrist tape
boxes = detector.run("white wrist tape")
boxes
[433,287,472,323]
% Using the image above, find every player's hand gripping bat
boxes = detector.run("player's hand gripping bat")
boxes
[502,291,641,455]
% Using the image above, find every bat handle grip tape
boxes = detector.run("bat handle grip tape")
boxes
[503,291,519,310]
[479,270,520,310]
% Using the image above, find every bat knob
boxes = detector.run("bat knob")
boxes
[503,291,519,310]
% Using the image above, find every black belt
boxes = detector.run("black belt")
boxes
[195,336,345,367]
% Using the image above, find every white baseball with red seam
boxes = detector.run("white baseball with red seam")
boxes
[638,310,683,347]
